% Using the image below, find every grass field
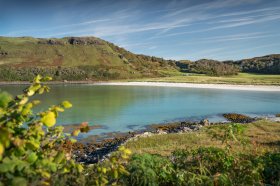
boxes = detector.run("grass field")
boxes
[130,72,280,85]
[125,120,280,156]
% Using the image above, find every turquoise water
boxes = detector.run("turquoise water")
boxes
[1,84,280,136]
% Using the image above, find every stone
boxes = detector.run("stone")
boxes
[200,119,210,126]
[182,127,192,132]
[156,129,167,134]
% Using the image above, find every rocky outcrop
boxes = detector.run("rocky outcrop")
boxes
[67,37,104,45]
[222,113,256,123]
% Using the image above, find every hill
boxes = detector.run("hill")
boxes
[0,36,178,81]
[0,36,279,81]
[229,54,280,74]
[177,54,280,75]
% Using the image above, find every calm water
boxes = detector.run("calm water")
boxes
[1,84,280,137]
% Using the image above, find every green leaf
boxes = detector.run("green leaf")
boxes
[0,91,12,108]
[76,164,83,173]
[27,152,38,164]
[61,101,72,108]
[0,157,16,173]
[41,112,56,127]
[38,87,45,94]
[54,152,65,164]
[26,139,40,150]
[12,177,27,186]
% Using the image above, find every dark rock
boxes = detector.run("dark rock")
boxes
[223,113,255,123]
[68,37,103,46]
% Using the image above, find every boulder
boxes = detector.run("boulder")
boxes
[156,129,167,134]
[200,119,210,126]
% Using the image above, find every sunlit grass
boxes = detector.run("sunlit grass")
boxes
[127,73,280,85]
[125,120,280,156]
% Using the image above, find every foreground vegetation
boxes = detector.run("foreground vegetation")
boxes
[125,120,280,185]
[0,76,279,185]
[126,120,280,156]
[132,72,280,85]
[0,76,132,186]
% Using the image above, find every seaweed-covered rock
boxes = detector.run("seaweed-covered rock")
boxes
[276,113,280,117]
[223,113,255,123]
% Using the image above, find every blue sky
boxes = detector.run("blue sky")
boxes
[0,0,280,60]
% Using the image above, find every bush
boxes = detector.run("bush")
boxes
[125,153,175,186]
[189,59,239,76]
[0,75,131,186]
[0,75,84,185]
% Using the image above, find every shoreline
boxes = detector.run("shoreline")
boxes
[72,115,280,164]
[1,81,280,91]
[95,82,280,92]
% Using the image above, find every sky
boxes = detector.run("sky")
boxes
[0,0,280,61]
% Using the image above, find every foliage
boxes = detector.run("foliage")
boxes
[229,54,280,74]
[261,152,280,185]
[125,153,175,186]
[188,59,239,76]
[0,75,86,185]
[123,123,279,185]
[52,146,132,186]
[0,75,132,186]
[208,123,248,149]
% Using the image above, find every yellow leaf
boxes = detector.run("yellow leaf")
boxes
[19,97,28,105]
[124,149,132,155]
[27,90,35,96]
[41,112,56,127]
[0,143,4,156]
[71,129,80,137]
[102,167,107,174]
[61,101,72,108]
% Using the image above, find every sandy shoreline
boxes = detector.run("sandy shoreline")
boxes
[94,82,280,92]
[0,81,280,91]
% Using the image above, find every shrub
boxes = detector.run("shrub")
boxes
[188,59,239,76]
[0,75,85,185]
[125,153,175,186]
[0,75,131,186]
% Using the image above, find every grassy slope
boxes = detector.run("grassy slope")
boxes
[130,72,280,85]
[125,120,280,156]
[0,37,122,66]
[0,36,178,79]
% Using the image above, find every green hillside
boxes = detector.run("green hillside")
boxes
[0,36,178,81]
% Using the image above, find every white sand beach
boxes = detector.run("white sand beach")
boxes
[94,82,280,92]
